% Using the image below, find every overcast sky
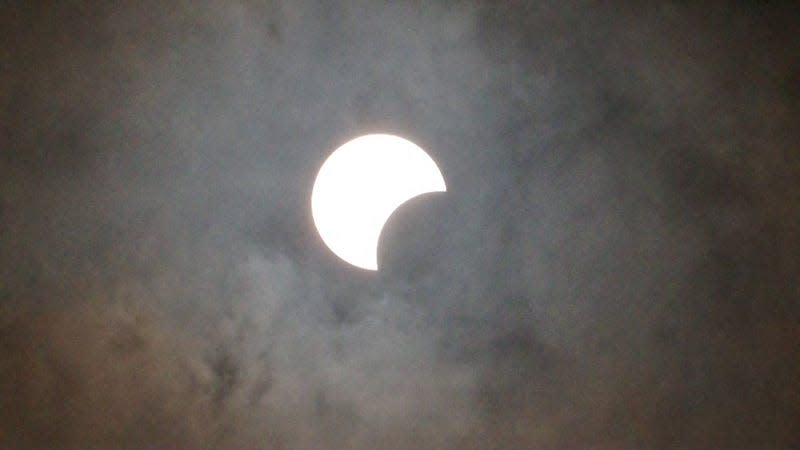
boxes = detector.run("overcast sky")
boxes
[1,1,799,447]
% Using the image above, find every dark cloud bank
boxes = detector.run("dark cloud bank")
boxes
[1,1,799,447]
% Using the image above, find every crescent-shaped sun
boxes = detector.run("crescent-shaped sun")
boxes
[311,134,447,270]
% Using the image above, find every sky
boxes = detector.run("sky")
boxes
[1,0,799,447]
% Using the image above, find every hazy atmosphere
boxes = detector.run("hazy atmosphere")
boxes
[1,1,799,447]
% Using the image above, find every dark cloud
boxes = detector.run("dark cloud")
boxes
[1,0,799,447]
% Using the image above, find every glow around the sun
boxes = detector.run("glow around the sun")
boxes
[311,134,446,270]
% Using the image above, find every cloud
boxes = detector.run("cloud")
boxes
[1,0,799,447]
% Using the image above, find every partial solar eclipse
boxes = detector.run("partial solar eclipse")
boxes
[311,134,447,270]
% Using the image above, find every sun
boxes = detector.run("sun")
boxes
[311,134,446,270]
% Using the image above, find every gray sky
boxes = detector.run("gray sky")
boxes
[1,1,799,447]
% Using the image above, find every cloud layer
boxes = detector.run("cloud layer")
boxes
[1,1,799,447]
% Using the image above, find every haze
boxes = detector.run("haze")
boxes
[1,1,798,448]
